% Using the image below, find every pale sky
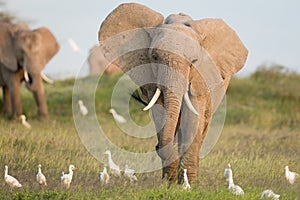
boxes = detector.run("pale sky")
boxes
[2,0,300,78]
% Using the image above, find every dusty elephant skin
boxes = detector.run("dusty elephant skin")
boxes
[0,21,60,119]
[88,45,122,75]
[98,3,248,184]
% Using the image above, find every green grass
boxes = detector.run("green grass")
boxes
[0,67,299,199]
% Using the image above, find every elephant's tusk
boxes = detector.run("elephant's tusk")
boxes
[41,73,54,84]
[143,88,161,111]
[184,92,199,115]
[24,70,30,82]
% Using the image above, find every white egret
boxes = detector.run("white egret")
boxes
[261,189,280,200]
[224,163,244,196]
[182,169,191,190]
[100,165,110,185]
[67,38,80,53]
[124,165,137,182]
[4,165,22,188]
[19,114,31,129]
[109,108,126,123]
[104,150,121,177]
[285,166,299,185]
[36,164,47,186]
[61,165,75,189]
[78,100,88,116]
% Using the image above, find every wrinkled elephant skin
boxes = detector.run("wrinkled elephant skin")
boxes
[98,3,248,183]
[0,21,60,119]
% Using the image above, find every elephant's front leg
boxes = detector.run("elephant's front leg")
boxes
[178,94,212,183]
[2,86,12,116]
[9,81,22,119]
[3,69,23,119]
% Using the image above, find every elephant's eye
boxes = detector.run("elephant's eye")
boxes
[183,22,191,27]
[189,59,198,68]
[191,59,198,64]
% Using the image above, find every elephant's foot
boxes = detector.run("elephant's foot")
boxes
[162,159,179,182]
[38,113,48,120]
[2,109,12,117]
[178,153,199,184]
[2,103,12,116]
[38,109,49,120]
[10,111,23,120]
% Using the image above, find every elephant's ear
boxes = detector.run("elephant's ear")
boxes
[98,3,163,81]
[0,24,18,71]
[21,27,60,72]
[34,27,60,68]
[187,19,248,78]
[98,3,164,43]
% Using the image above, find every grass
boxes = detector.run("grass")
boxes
[0,66,299,199]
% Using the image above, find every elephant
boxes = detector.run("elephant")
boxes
[0,21,60,119]
[88,45,122,75]
[98,3,248,184]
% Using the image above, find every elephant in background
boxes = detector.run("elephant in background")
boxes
[88,45,122,75]
[0,21,60,119]
[98,3,248,184]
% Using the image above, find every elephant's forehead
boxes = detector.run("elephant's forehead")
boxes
[148,26,202,64]
[164,13,193,24]
[157,24,202,43]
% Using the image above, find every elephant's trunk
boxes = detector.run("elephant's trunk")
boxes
[157,89,182,181]
[158,90,181,156]
[154,62,188,181]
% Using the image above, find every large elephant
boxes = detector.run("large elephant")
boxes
[98,3,248,184]
[88,45,122,75]
[0,21,60,119]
